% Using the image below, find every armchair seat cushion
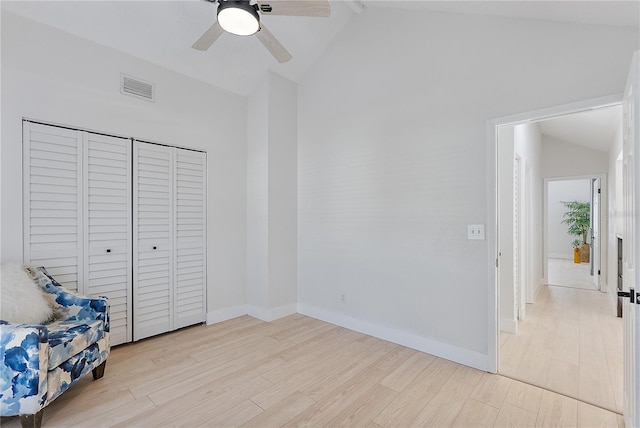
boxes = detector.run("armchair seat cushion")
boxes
[47,319,104,369]
[47,338,109,403]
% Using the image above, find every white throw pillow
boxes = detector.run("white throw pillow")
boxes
[0,264,53,324]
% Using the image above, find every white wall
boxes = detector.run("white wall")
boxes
[514,123,543,305]
[246,72,298,321]
[497,123,542,331]
[247,76,270,315]
[297,6,638,369]
[1,13,248,318]
[267,73,298,314]
[547,180,592,259]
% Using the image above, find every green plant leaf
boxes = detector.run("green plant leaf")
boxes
[560,200,590,244]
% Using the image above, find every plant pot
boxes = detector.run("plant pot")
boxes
[573,247,581,263]
[580,243,590,263]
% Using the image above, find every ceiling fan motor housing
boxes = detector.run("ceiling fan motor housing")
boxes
[217,0,261,36]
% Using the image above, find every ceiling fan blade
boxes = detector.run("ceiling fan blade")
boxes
[255,24,292,63]
[256,0,330,17]
[192,21,224,51]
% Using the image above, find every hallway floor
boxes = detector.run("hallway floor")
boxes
[500,285,622,414]
[547,257,597,290]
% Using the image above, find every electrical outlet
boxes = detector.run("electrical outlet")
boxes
[467,224,485,240]
[340,293,346,303]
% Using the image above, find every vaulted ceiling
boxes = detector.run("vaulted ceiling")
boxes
[2,1,638,97]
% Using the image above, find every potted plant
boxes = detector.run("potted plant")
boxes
[571,239,582,264]
[561,200,590,263]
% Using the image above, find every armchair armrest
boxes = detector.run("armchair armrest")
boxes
[0,321,49,416]
[33,267,110,332]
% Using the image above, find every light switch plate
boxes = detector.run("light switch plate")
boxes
[468,224,485,240]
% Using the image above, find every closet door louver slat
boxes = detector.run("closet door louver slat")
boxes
[84,133,132,345]
[133,142,174,341]
[174,150,207,329]
[23,122,84,292]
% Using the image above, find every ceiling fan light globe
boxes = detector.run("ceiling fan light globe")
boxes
[218,2,260,36]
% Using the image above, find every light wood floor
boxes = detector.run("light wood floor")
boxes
[3,314,624,427]
[547,258,597,291]
[500,285,623,415]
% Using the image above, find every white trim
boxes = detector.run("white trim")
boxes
[548,253,573,260]
[206,305,248,325]
[500,318,517,334]
[487,93,623,375]
[298,303,489,371]
[247,303,297,322]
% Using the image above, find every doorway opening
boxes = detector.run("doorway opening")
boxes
[491,98,624,414]
[545,176,605,291]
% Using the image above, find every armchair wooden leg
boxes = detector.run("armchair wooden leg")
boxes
[92,361,107,380]
[20,410,43,428]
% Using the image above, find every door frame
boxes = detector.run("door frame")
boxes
[486,93,622,373]
[542,174,607,290]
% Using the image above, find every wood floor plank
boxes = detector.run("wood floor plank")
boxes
[283,366,389,427]
[326,384,398,427]
[410,364,485,427]
[195,399,264,428]
[504,380,544,415]
[0,314,624,428]
[452,398,499,428]
[535,390,578,428]
[493,402,538,428]
[299,341,397,402]
[379,350,435,392]
[576,401,620,428]
[68,397,156,428]
[545,359,580,398]
[500,284,622,414]
[470,373,512,409]
[373,357,458,427]
[241,391,315,427]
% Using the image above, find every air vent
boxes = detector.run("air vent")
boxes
[120,74,155,102]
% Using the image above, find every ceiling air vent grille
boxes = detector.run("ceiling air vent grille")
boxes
[120,74,155,102]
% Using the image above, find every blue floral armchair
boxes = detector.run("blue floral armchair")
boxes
[0,267,110,428]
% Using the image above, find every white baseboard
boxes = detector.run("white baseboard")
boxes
[248,303,297,322]
[500,317,517,334]
[206,304,248,325]
[549,253,572,260]
[298,303,489,372]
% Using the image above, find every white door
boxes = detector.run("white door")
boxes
[83,133,132,345]
[514,156,522,321]
[23,122,84,292]
[133,141,174,341]
[622,50,640,428]
[173,149,207,329]
[592,178,601,289]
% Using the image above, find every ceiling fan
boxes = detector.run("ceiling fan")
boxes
[192,0,331,63]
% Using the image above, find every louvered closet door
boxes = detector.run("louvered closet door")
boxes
[23,122,84,291]
[174,149,207,329]
[133,142,173,341]
[84,133,132,345]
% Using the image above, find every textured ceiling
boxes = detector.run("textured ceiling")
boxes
[539,105,622,153]
[2,1,638,97]
[1,0,357,96]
